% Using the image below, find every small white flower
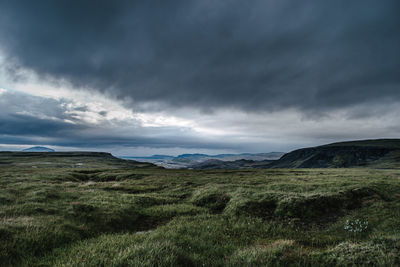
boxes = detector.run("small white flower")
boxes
[344,218,368,233]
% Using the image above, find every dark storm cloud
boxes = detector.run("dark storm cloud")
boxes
[0,92,89,141]
[0,0,399,112]
[0,113,81,136]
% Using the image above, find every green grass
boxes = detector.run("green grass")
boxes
[0,154,400,266]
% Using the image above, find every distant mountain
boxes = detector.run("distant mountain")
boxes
[123,155,174,160]
[176,153,209,159]
[121,152,285,169]
[22,146,55,152]
[189,159,275,169]
[174,152,284,161]
[268,139,400,168]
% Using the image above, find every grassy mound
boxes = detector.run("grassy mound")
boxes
[190,185,231,212]
[224,185,388,220]
[224,189,278,217]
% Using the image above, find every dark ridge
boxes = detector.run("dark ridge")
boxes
[0,151,114,157]
[268,139,400,168]
[0,151,159,169]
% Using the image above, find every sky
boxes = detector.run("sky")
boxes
[0,0,399,156]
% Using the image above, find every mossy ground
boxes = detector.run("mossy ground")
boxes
[0,155,399,266]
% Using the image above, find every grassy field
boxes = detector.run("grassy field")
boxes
[1,153,400,266]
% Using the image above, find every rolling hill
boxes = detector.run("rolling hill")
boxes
[269,139,400,168]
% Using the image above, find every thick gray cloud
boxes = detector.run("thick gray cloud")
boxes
[0,0,399,112]
[0,91,240,151]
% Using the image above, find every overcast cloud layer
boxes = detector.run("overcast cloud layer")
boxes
[0,1,399,155]
[1,0,399,112]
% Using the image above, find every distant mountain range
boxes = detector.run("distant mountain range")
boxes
[189,159,276,169]
[121,152,285,169]
[22,146,55,152]
[19,139,400,169]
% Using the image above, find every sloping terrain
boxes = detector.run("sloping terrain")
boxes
[268,139,400,168]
